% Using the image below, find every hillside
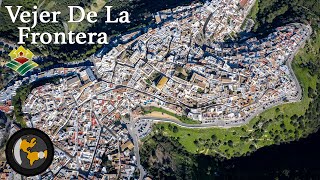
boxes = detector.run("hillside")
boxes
[140,0,320,178]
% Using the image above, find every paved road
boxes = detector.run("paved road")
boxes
[138,23,312,129]
[286,23,312,100]
[125,113,147,180]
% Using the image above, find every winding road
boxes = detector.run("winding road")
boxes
[125,112,147,179]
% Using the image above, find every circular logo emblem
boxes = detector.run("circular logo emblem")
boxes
[5,128,54,176]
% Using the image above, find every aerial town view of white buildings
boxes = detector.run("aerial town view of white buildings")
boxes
[0,0,312,179]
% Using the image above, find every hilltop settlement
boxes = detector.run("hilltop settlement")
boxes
[0,0,312,179]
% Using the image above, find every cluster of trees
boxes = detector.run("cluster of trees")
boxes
[12,76,61,127]
[140,134,200,179]
[0,43,15,89]
[0,69,13,90]
[142,79,320,178]
[250,0,319,32]
[168,124,179,133]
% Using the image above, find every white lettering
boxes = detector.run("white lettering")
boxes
[97,33,108,44]
[20,11,31,23]
[31,32,41,44]
[69,6,85,23]
[40,32,52,44]
[5,6,22,23]
[18,27,30,44]
[31,6,38,28]
[68,31,76,44]
[87,11,97,23]
[53,32,67,44]
[76,33,87,44]
[39,11,50,23]
[17,31,109,45]
[119,11,130,23]
[105,6,118,23]
[88,33,97,44]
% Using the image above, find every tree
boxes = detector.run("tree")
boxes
[160,126,165,131]
[290,114,298,120]
[194,140,199,146]
[308,87,315,98]
[211,134,217,142]
[173,126,179,133]
[249,144,256,151]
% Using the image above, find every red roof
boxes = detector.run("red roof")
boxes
[92,116,97,126]
[240,0,248,7]
[0,106,10,113]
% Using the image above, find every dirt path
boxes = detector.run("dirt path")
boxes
[144,112,179,121]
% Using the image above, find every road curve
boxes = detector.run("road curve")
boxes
[125,114,147,179]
